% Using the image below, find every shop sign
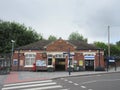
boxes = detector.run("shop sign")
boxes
[108,56,115,63]
[109,59,115,63]
[84,55,95,60]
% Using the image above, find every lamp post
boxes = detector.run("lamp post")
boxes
[11,40,15,69]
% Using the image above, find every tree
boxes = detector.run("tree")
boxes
[94,41,108,56]
[94,41,120,58]
[0,20,42,53]
[110,44,120,56]
[48,35,57,41]
[68,31,87,43]
[116,41,120,47]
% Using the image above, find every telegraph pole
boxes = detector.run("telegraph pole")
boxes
[107,26,110,71]
[108,26,110,57]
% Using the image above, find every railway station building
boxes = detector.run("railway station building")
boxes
[12,38,105,71]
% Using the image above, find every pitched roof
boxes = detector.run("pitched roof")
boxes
[16,39,97,50]
[17,40,52,50]
[68,40,97,50]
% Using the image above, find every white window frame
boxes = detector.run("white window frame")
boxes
[24,53,36,67]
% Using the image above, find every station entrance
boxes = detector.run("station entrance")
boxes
[55,58,66,71]
[85,60,94,71]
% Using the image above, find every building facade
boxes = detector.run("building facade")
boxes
[12,38,105,71]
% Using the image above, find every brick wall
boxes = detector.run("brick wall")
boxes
[12,39,105,71]
[46,39,75,52]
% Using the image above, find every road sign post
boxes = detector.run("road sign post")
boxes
[63,48,74,75]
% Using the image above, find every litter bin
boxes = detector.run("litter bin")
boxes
[74,65,77,71]
[0,54,11,75]
[6,67,10,74]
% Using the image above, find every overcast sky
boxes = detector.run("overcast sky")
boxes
[0,0,120,44]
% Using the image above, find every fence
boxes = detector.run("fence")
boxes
[0,54,11,75]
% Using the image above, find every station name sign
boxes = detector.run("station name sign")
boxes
[109,59,115,63]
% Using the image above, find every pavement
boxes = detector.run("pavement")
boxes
[0,66,120,85]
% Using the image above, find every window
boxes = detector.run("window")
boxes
[48,58,52,65]
[25,54,36,66]
[48,54,52,58]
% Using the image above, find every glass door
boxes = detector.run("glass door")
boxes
[85,60,94,71]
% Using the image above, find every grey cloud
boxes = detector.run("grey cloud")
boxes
[0,0,120,43]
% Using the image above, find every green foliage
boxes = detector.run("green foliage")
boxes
[48,35,57,41]
[68,31,88,43]
[94,41,120,57]
[94,41,108,56]
[94,42,108,49]
[116,41,120,47]
[116,41,120,53]
[110,44,120,56]
[0,20,42,53]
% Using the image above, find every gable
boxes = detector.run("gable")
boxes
[46,38,76,52]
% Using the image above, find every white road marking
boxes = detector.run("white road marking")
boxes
[68,81,73,83]
[2,79,70,90]
[82,79,120,85]
[74,83,79,85]
[65,79,68,81]
[82,80,97,84]
[88,89,93,90]
[81,79,120,90]
[22,85,62,90]
[2,82,56,90]
[4,80,52,87]
[81,86,86,88]
[61,78,64,80]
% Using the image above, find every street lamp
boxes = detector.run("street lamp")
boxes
[11,40,15,69]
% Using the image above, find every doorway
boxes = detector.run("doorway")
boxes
[85,60,94,71]
[55,58,65,71]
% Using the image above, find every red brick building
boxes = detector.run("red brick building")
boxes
[12,38,105,71]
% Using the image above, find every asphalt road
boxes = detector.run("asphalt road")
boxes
[0,75,6,90]
[54,72,120,90]
[1,72,120,90]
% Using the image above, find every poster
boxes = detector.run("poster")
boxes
[13,59,18,65]
[52,58,55,65]
[36,60,46,66]
[20,60,23,66]
[79,60,83,66]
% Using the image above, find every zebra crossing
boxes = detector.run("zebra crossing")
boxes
[2,80,68,90]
